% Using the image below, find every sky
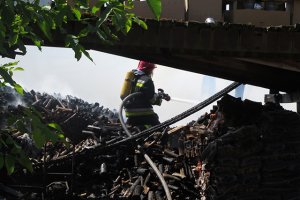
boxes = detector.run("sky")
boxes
[1,45,297,126]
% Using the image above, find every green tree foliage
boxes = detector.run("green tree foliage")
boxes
[0,0,161,174]
[0,0,161,60]
[0,61,24,94]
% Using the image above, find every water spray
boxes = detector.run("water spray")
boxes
[169,97,199,105]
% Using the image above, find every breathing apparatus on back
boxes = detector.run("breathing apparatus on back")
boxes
[120,70,135,100]
[120,61,157,100]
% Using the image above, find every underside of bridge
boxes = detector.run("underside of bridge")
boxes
[49,19,300,92]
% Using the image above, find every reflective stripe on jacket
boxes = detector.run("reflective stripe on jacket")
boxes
[125,108,155,117]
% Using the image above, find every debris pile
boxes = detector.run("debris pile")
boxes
[0,86,119,142]
[0,87,203,199]
[1,87,300,200]
[199,95,300,200]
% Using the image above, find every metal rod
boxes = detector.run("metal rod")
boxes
[71,143,75,194]
[47,173,73,175]
[43,144,47,198]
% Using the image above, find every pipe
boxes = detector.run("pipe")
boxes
[118,92,142,137]
[143,153,172,200]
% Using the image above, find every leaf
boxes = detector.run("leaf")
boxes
[57,134,65,139]
[125,18,132,33]
[0,46,8,55]
[14,67,24,71]
[5,136,15,145]
[91,6,100,14]
[14,83,24,95]
[11,146,21,154]
[25,107,65,147]
[18,40,27,55]
[29,34,42,50]
[78,27,90,38]
[81,47,94,62]
[0,67,15,85]
[6,0,14,11]
[146,0,161,20]
[112,9,126,31]
[96,30,107,41]
[133,17,148,30]
[9,34,19,47]
[34,40,42,50]
[17,152,33,172]
[96,5,113,28]
[2,61,19,68]
[0,138,8,148]
[15,120,28,133]
[31,114,48,148]
[0,154,3,169]
[72,8,81,20]
[74,46,82,61]
[32,128,45,148]
[125,0,134,9]
[5,155,15,175]
[2,6,15,25]
[101,24,117,42]
[24,107,42,119]
[39,19,53,41]
[95,0,107,9]
[47,123,62,131]
[55,6,69,27]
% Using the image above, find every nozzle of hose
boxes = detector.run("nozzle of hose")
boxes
[158,89,171,101]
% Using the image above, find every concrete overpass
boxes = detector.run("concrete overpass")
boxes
[51,19,300,93]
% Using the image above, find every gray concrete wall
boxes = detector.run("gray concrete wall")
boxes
[233,9,290,26]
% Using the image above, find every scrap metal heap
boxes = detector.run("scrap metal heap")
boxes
[1,87,300,200]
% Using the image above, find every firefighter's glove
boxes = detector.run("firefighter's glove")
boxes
[151,93,163,106]
[158,89,170,101]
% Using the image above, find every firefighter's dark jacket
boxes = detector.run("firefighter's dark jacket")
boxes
[124,69,161,117]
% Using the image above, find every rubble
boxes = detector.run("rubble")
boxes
[0,87,203,199]
[199,95,300,200]
[1,87,300,200]
[0,86,119,143]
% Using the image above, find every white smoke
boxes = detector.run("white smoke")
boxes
[1,86,27,109]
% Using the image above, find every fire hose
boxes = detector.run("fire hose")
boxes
[32,81,242,200]
[109,81,242,149]
[118,93,172,200]
[116,82,242,200]
[118,92,141,137]
[40,82,242,165]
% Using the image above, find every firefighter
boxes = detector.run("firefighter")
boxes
[120,60,170,130]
